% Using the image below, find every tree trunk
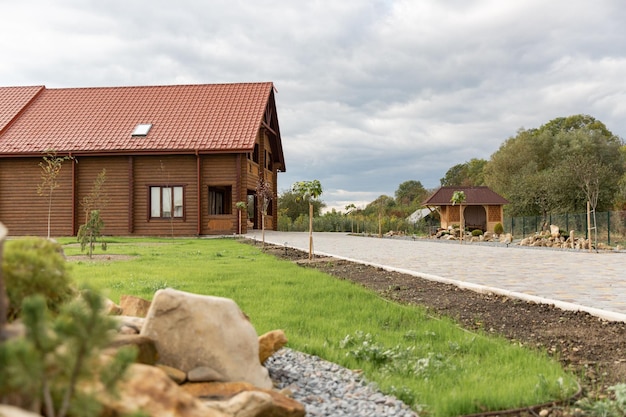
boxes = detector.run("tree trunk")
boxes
[308,203,313,260]
[0,222,8,341]
[587,200,592,253]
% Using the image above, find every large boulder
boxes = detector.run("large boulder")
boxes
[140,289,272,389]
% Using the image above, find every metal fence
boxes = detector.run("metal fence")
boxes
[503,211,626,246]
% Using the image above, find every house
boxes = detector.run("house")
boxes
[422,186,508,233]
[0,82,285,237]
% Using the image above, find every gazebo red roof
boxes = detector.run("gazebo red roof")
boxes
[423,186,509,206]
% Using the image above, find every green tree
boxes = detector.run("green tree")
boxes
[37,151,73,239]
[292,180,323,259]
[440,159,487,187]
[78,169,108,258]
[77,211,105,259]
[278,189,325,222]
[451,190,466,243]
[345,203,357,233]
[484,115,624,216]
[256,178,274,246]
[394,180,429,217]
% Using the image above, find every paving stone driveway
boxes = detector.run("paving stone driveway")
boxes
[247,231,626,322]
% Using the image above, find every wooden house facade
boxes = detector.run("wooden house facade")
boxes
[422,186,508,233]
[0,83,285,237]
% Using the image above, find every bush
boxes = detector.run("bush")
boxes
[472,229,483,236]
[494,222,504,235]
[2,237,75,321]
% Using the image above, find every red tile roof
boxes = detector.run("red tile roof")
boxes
[0,86,44,133]
[423,186,509,206]
[0,83,278,157]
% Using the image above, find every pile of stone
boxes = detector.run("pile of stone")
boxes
[2,288,301,417]
[518,225,594,250]
[431,227,513,244]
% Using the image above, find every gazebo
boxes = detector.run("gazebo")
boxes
[422,186,508,233]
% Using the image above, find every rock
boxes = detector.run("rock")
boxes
[140,288,272,389]
[105,334,158,365]
[258,330,288,364]
[104,298,123,315]
[97,363,228,417]
[188,366,228,383]
[181,381,306,417]
[0,405,43,417]
[157,364,187,384]
[550,224,560,238]
[120,294,152,317]
[112,315,146,334]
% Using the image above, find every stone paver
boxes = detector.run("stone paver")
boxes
[247,231,626,322]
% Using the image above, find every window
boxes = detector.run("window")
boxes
[209,186,232,215]
[132,123,152,136]
[150,186,184,218]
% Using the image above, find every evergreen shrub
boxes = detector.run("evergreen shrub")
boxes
[2,237,75,321]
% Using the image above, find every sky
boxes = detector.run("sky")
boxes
[2,0,625,212]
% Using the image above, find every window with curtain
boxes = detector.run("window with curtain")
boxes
[150,186,184,218]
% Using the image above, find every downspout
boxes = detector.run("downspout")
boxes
[71,153,76,236]
[128,156,134,234]
[196,150,201,236]
[236,154,242,233]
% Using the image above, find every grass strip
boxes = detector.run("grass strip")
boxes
[62,237,578,417]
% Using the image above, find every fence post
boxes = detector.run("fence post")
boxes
[606,211,611,246]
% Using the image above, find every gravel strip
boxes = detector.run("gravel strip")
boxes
[266,348,418,417]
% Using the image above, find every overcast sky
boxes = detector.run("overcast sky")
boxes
[2,0,625,211]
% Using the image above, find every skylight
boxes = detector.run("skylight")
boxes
[132,123,152,136]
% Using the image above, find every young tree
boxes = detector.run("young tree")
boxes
[292,180,323,259]
[78,169,108,258]
[451,190,466,243]
[236,201,247,235]
[256,178,274,246]
[345,203,357,233]
[37,151,73,239]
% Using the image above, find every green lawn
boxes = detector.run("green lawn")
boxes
[62,237,578,417]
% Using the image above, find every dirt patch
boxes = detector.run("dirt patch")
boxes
[256,242,626,414]
[66,254,136,262]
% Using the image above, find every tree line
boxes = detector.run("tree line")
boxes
[279,114,626,233]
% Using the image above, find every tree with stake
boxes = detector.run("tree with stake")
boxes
[236,201,247,235]
[451,190,466,243]
[256,178,274,246]
[37,151,73,239]
[292,180,323,259]
[345,203,357,233]
[77,169,108,258]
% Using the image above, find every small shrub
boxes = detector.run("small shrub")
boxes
[2,237,75,321]
[494,223,504,235]
[472,229,483,236]
[0,288,136,417]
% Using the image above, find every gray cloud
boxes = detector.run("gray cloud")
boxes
[2,0,625,211]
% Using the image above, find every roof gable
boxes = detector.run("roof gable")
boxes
[0,86,44,134]
[0,83,281,164]
[423,186,509,206]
